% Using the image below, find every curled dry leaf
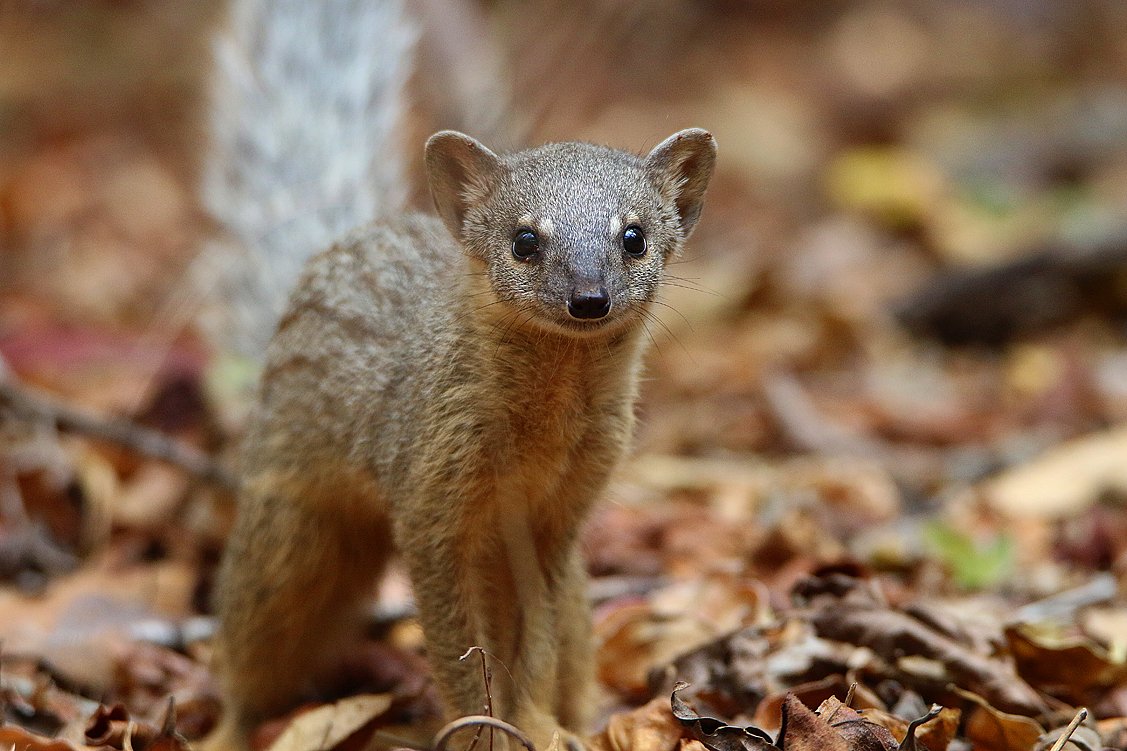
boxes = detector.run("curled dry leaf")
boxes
[671,682,777,751]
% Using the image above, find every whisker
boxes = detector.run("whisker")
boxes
[668,252,706,266]
[641,317,660,356]
[663,274,725,298]
[650,299,694,332]
[659,280,710,294]
[640,307,687,355]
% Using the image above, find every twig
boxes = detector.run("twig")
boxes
[0,375,236,490]
[1047,708,1088,751]
[433,716,536,751]
[459,647,496,751]
[898,705,943,751]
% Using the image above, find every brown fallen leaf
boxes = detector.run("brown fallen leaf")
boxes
[776,694,848,751]
[598,575,766,702]
[83,700,189,751]
[953,687,1045,751]
[261,694,394,751]
[1095,717,1127,748]
[813,695,899,751]
[654,619,855,723]
[854,705,959,751]
[84,703,135,747]
[0,725,80,751]
[754,677,884,738]
[1006,624,1127,706]
[981,425,1127,519]
[589,695,685,751]
[0,669,98,740]
[110,640,221,739]
[598,600,692,700]
[802,575,1047,716]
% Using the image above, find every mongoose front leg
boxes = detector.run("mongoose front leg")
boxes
[496,505,583,750]
[396,491,583,751]
[552,548,595,732]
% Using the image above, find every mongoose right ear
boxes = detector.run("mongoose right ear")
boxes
[425,131,502,241]
[645,129,717,238]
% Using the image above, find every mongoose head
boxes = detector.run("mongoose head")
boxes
[425,129,716,338]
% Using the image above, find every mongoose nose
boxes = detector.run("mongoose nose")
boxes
[567,288,611,320]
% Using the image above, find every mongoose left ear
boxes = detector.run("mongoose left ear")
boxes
[645,129,717,237]
[425,131,502,241]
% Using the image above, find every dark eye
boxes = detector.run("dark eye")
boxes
[512,228,540,260]
[622,225,646,257]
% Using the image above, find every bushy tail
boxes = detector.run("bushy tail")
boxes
[195,0,416,361]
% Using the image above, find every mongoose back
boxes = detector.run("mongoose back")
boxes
[210,129,716,751]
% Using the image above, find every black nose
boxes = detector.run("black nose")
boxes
[567,287,611,320]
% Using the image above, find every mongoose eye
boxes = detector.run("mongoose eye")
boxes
[622,225,647,257]
[512,228,540,260]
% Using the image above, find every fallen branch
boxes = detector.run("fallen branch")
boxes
[0,372,237,490]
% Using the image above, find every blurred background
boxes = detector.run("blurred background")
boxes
[2,0,1127,741]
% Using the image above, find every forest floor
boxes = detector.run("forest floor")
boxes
[3,2,1127,750]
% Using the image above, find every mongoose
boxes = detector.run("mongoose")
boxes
[210,128,716,751]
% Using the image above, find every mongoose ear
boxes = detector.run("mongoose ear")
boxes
[425,131,502,240]
[644,129,717,237]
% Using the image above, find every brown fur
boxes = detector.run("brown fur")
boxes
[209,130,716,751]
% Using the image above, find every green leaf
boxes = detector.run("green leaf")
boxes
[922,521,1015,590]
